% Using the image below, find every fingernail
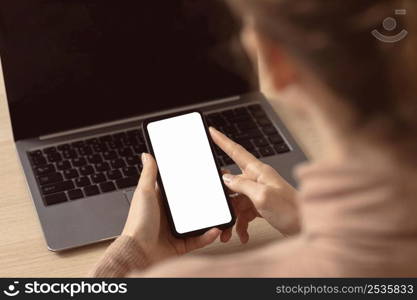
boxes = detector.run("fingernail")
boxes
[141,153,148,164]
[222,174,234,183]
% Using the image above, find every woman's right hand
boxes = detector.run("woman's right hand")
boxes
[210,127,301,241]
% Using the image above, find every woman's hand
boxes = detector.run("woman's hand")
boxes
[210,127,301,240]
[121,153,223,264]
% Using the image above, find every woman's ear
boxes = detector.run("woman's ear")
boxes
[244,29,298,94]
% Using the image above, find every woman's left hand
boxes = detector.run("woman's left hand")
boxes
[121,153,223,264]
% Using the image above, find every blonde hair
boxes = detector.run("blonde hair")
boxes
[229,0,417,162]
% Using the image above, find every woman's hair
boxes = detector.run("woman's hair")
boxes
[228,0,417,161]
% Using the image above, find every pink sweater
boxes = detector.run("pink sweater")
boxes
[90,160,417,277]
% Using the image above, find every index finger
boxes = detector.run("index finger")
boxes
[209,127,262,172]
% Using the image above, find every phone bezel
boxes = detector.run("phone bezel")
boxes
[142,110,236,239]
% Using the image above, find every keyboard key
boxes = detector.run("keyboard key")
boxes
[116,176,138,189]
[253,138,269,148]
[31,155,47,166]
[126,156,140,166]
[111,158,126,169]
[122,167,139,177]
[234,107,250,115]
[79,165,94,176]
[251,109,267,118]
[56,160,71,171]
[92,143,108,153]
[71,157,87,167]
[71,141,85,148]
[63,169,79,180]
[259,146,275,157]
[35,164,55,176]
[108,140,123,150]
[229,114,250,123]
[107,170,123,180]
[75,177,91,187]
[78,146,93,156]
[221,109,236,118]
[38,172,63,186]
[256,117,273,127]
[95,162,110,172]
[67,189,84,200]
[29,150,43,157]
[43,146,57,154]
[103,151,117,160]
[133,145,147,155]
[122,137,138,146]
[83,185,100,196]
[44,192,67,205]
[99,182,116,193]
[91,173,106,184]
[57,144,71,151]
[62,149,78,159]
[87,154,103,164]
[262,125,279,136]
[137,136,145,144]
[86,138,100,145]
[206,115,227,127]
[118,147,133,157]
[269,134,284,145]
[235,129,262,140]
[274,143,290,154]
[42,181,74,195]
[47,152,62,163]
[235,121,257,132]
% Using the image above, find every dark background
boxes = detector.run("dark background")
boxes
[0,0,255,140]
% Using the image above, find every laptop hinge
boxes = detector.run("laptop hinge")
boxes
[39,95,241,140]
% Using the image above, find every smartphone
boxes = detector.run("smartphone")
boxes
[143,111,235,238]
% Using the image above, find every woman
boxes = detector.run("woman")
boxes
[91,0,417,277]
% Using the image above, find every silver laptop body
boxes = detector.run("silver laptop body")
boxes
[0,1,307,251]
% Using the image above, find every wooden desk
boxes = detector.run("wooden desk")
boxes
[0,64,317,277]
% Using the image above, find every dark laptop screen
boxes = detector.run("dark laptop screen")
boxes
[0,1,255,140]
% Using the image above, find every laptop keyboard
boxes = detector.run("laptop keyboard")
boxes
[28,104,290,206]
[206,104,290,166]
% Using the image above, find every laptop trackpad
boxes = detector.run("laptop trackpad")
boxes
[124,189,135,203]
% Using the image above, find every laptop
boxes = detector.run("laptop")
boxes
[0,1,307,251]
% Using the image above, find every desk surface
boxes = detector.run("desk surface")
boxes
[0,64,318,277]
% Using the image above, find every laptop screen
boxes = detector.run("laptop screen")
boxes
[0,1,255,140]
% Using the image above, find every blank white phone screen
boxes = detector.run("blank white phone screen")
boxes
[147,112,232,234]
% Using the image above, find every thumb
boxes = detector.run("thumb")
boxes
[138,153,158,190]
[185,228,222,252]
[222,174,263,202]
